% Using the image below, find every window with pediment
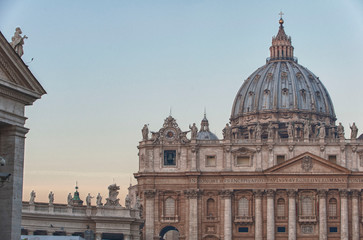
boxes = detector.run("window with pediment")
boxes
[277,198,285,217]
[298,192,317,224]
[164,197,175,217]
[328,198,337,217]
[234,193,253,224]
[302,197,313,216]
[238,198,249,216]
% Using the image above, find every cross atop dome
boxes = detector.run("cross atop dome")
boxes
[279,11,284,18]
[279,11,284,25]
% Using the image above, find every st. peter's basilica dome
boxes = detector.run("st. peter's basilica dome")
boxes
[230,18,336,139]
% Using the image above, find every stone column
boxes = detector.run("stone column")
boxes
[144,190,156,240]
[318,190,327,240]
[185,189,200,240]
[0,126,28,240]
[220,190,233,240]
[352,190,360,240]
[287,190,296,240]
[254,190,263,240]
[266,190,275,240]
[340,189,349,240]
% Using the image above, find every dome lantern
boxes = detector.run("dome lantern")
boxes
[269,13,295,62]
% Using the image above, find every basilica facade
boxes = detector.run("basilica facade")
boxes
[135,18,363,240]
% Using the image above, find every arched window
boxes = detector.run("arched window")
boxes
[207,198,217,217]
[238,198,249,216]
[328,198,337,217]
[164,197,175,217]
[246,91,254,112]
[281,88,289,108]
[302,197,313,216]
[262,89,270,109]
[277,198,285,217]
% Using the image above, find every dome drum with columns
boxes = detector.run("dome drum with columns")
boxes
[230,17,336,141]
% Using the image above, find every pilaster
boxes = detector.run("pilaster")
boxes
[340,189,349,240]
[144,190,156,240]
[220,190,233,240]
[352,190,360,240]
[318,189,327,240]
[287,189,296,240]
[185,189,201,240]
[0,125,28,240]
[254,190,263,240]
[266,189,275,240]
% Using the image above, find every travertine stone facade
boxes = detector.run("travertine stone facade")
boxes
[0,30,46,240]
[135,17,363,240]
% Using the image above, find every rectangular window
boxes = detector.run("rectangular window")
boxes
[164,150,176,166]
[238,227,248,233]
[329,227,338,233]
[328,155,337,164]
[277,155,285,165]
[236,156,250,167]
[206,156,216,167]
[277,227,286,233]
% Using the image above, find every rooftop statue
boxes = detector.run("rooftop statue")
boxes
[142,124,149,141]
[350,122,358,139]
[337,122,345,139]
[105,183,121,207]
[223,123,231,140]
[67,193,72,206]
[96,193,103,207]
[10,27,27,57]
[86,193,93,207]
[48,191,54,205]
[125,194,131,209]
[189,123,198,139]
[29,190,36,205]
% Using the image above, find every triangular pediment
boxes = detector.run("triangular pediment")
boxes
[0,31,46,102]
[231,147,256,154]
[264,152,351,174]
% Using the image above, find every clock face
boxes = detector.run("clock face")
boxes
[164,129,176,140]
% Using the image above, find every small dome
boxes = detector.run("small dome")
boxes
[196,113,219,140]
[197,131,219,140]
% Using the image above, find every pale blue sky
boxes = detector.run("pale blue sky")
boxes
[1,1,363,203]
